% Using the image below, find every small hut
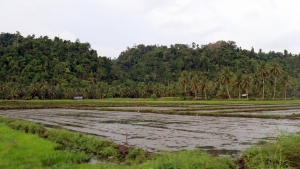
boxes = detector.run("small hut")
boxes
[74,96,83,100]
[241,94,248,99]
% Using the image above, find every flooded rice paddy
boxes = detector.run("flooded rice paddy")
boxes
[1,105,300,156]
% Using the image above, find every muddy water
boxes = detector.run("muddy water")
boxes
[105,107,188,110]
[236,109,300,115]
[0,109,300,155]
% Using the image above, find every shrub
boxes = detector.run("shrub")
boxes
[150,94,157,100]
[242,133,300,168]
[125,148,147,164]
[100,146,120,159]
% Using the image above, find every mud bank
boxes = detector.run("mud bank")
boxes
[0,108,299,155]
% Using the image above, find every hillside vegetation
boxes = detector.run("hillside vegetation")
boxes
[1,32,300,99]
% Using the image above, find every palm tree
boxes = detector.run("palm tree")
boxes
[281,74,293,99]
[241,75,252,99]
[191,75,200,99]
[235,72,243,99]
[219,67,234,99]
[179,70,190,95]
[201,76,209,100]
[257,62,269,100]
[270,62,283,99]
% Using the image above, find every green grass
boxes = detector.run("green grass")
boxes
[0,120,235,169]
[240,132,300,169]
[140,150,234,169]
[0,123,90,169]
[2,115,300,169]
[1,99,300,110]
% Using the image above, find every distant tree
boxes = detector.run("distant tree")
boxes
[257,62,269,100]
[200,76,209,100]
[241,75,252,99]
[179,70,190,95]
[219,67,234,99]
[269,62,283,99]
[235,71,243,99]
[281,74,293,99]
[191,74,200,99]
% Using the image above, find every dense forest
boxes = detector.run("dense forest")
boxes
[0,32,300,100]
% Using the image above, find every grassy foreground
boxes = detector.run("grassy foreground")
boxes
[1,116,300,169]
[0,117,233,169]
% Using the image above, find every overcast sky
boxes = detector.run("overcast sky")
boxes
[1,0,300,58]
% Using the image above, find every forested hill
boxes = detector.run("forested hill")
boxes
[0,32,117,99]
[116,41,300,83]
[1,32,300,99]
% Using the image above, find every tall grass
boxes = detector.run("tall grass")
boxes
[141,150,234,169]
[241,132,300,168]
[0,123,90,168]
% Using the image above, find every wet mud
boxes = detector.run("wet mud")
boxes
[0,108,300,155]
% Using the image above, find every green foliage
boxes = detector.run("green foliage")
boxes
[151,93,157,100]
[100,146,120,159]
[125,148,148,164]
[1,32,300,99]
[0,123,61,168]
[44,129,116,155]
[142,150,234,169]
[3,116,300,169]
[242,133,300,168]
[7,119,45,136]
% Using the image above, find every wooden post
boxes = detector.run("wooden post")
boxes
[126,133,128,146]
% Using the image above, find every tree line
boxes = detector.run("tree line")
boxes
[0,32,299,99]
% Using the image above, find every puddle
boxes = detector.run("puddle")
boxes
[1,108,300,157]
[236,109,300,115]
[104,107,187,110]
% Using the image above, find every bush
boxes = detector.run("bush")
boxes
[42,150,91,166]
[6,120,45,136]
[144,150,233,169]
[179,92,186,100]
[107,92,113,98]
[100,146,120,159]
[242,133,300,168]
[150,94,157,100]
[125,148,148,164]
[45,129,117,155]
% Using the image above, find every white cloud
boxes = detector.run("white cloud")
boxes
[92,45,121,59]
[2,0,300,57]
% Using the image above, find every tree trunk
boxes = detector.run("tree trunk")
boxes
[194,90,197,99]
[284,88,287,100]
[262,78,265,100]
[273,77,276,99]
[226,85,231,100]
[238,86,241,99]
[246,89,249,99]
[204,90,207,100]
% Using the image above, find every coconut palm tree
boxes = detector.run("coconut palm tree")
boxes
[257,61,269,100]
[270,62,283,99]
[201,76,209,100]
[179,70,191,95]
[281,74,293,99]
[241,75,252,99]
[235,71,243,99]
[219,67,234,99]
[191,75,200,99]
